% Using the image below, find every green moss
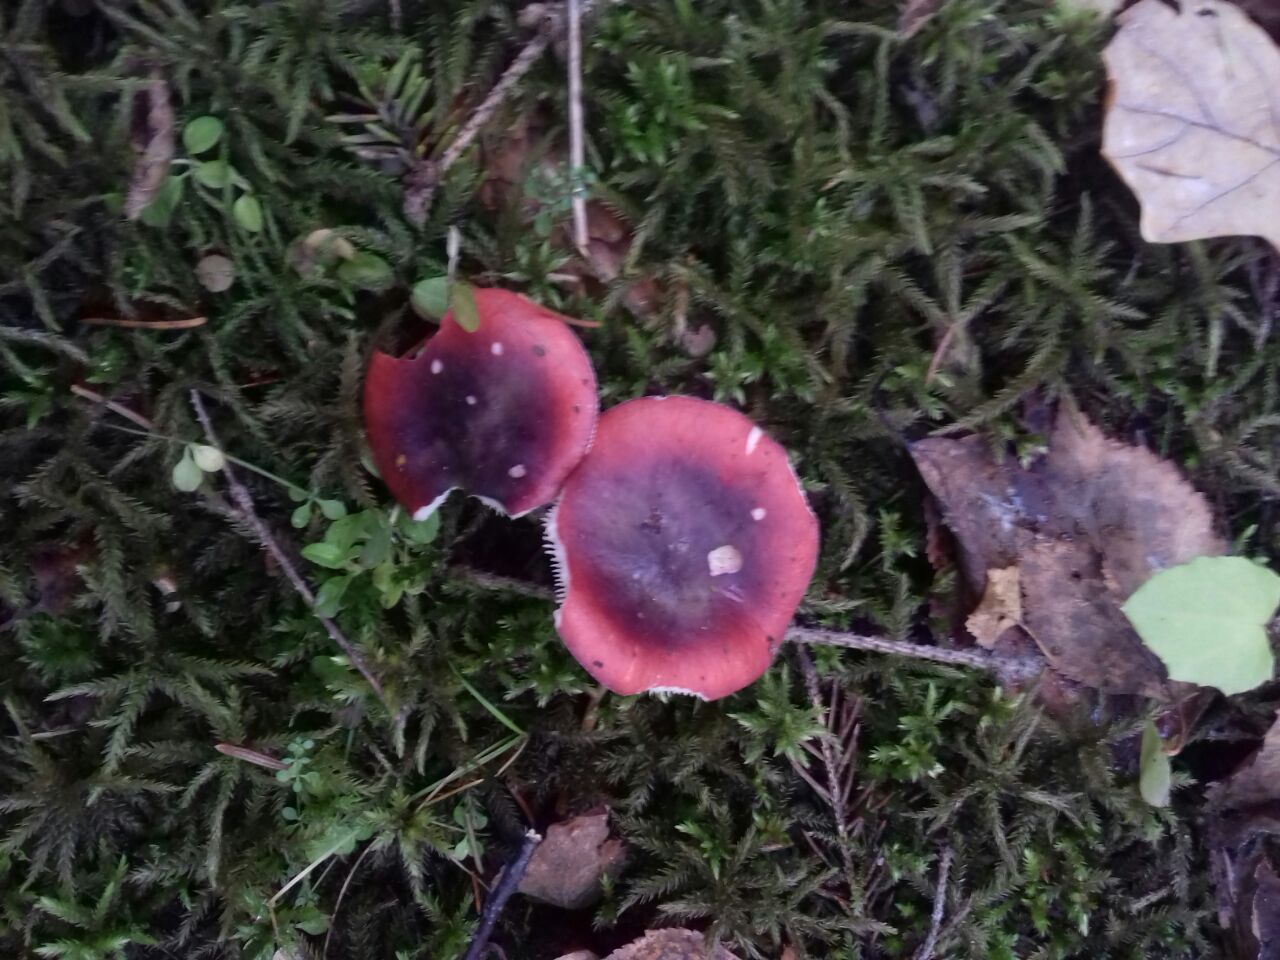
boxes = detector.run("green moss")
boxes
[2,0,1273,956]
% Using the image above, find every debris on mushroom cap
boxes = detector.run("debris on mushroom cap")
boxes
[546,396,819,700]
[363,288,598,519]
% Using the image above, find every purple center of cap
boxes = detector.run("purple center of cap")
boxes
[561,458,770,642]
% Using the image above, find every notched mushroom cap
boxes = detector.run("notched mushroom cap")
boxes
[547,396,819,700]
[363,288,598,518]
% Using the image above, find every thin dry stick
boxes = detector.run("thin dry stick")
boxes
[454,566,1046,680]
[189,390,388,706]
[786,626,1043,683]
[404,0,605,225]
[81,315,207,330]
[70,384,157,431]
[405,11,560,225]
[566,0,590,254]
[914,845,954,960]
[461,829,543,960]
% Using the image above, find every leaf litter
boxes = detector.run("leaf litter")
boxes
[911,401,1225,696]
[1101,0,1280,253]
[517,808,627,909]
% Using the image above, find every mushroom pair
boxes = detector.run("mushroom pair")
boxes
[364,289,818,700]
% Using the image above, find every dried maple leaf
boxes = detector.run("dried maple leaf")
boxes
[124,70,175,221]
[911,404,1224,695]
[1102,0,1280,252]
[517,809,627,909]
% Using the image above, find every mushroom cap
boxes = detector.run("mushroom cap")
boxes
[363,288,598,518]
[547,396,819,699]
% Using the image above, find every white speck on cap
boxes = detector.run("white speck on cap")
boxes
[508,464,527,478]
[707,544,743,577]
[465,395,477,405]
[430,359,443,374]
[751,507,767,521]
[746,426,763,455]
[491,342,504,356]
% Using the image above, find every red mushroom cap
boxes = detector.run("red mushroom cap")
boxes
[546,396,819,700]
[363,288,598,518]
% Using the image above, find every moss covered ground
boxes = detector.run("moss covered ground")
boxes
[4,0,1280,957]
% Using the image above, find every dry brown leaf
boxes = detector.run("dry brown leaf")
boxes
[604,929,741,960]
[911,404,1224,695]
[1213,716,1280,812]
[1102,0,1280,252]
[124,70,175,221]
[517,809,627,909]
[965,565,1022,648]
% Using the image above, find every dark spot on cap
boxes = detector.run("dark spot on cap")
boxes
[533,344,546,357]
[593,660,604,668]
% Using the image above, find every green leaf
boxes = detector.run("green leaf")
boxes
[296,916,330,936]
[291,502,313,529]
[139,175,184,227]
[336,252,394,291]
[317,499,347,520]
[400,509,440,545]
[1138,720,1171,808]
[171,450,203,492]
[182,116,224,155]
[450,281,480,332]
[411,276,450,319]
[191,444,225,472]
[301,543,348,569]
[1122,556,1280,695]
[194,160,234,189]
[313,575,352,618]
[232,194,264,232]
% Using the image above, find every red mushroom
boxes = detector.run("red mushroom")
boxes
[363,288,598,518]
[546,396,819,700]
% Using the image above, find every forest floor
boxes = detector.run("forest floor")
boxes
[4,0,1280,958]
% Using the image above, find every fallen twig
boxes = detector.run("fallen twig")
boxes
[786,626,1044,684]
[566,0,590,254]
[405,10,561,225]
[70,384,157,431]
[914,845,954,960]
[453,564,1046,680]
[461,828,543,960]
[189,389,389,707]
[81,315,207,330]
[215,743,288,771]
[403,0,606,225]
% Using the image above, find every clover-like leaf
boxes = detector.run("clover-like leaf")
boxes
[1122,556,1280,695]
[191,444,225,472]
[182,116,224,155]
[411,276,450,319]
[171,449,203,492]
[232,194,264,233]
[1102,0,1280,252]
